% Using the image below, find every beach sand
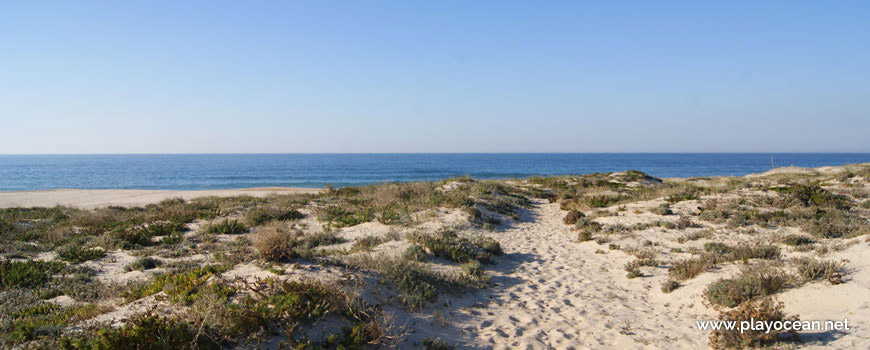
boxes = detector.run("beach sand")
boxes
[0,187,321,209]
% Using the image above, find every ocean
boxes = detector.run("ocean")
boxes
[1,153,868,191]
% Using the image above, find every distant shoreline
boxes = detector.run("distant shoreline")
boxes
[3,163,869,209]
[0,187,322,209]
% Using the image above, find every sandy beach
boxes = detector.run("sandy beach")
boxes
[0,187,321,209]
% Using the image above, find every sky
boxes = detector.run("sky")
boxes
[1,1,869,154]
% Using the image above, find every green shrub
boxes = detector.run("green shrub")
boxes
[204,219,248,234]
[59,313,221,350]
[773,183,848,208]
[705,265,787,308]
[409,231,497,264]
[124,265,227,304]
[378,259,439,308]
[245,206,303,226]
[0,260,65,290]
[57,245,106,264]
[125,257,161,271]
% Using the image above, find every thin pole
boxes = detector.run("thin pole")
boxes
[770,156,775,169]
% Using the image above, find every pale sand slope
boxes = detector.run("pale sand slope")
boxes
[0,187,321,209]
[434,201,714,350]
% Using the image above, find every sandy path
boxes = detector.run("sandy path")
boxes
[0,187,321,209]
[457,201,713,349]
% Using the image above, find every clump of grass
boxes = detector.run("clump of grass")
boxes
[245,206,303,226]
[563,210,584,225]
[204,219,248,234]
[661,280,680,293]
[705,264,788,308]
[57,245,106,264]
[125,257,161,271]
[791,257,845,285]
[708,297,799,350]
[626,269,643,279]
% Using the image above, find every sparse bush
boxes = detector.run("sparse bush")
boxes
[252,224,300,263]
[791,257,845,284]
[705,265,787,308]
[204,219,248,234]
[626,269,643,279]
[669,258,712,281]
[708,297,799,350]
[563,210,584,225]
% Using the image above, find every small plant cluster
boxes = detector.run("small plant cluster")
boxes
[59,279,400,350]
[708,297,799,350]
[705,264,787,308]
[408,230,502,265]
[245,205,303,226]
[204,219,248,234]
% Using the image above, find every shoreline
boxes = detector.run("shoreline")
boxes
[0,187,322,209]
[1,163,867,209]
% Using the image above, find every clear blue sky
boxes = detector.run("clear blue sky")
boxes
[1,1,868,153]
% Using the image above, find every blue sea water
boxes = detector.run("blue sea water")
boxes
[1,153,869,191]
